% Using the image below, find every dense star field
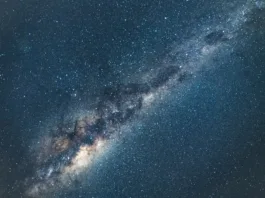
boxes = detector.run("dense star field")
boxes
[1,0,265,197]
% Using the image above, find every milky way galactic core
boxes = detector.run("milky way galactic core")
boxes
[24,1,263,197]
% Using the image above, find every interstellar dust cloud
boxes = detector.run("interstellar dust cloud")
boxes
[24,2,262,197]
[25,64,187,197]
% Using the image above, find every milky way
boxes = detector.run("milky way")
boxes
[24,1,263,197]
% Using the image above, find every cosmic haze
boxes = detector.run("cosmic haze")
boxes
[1,1,265,198]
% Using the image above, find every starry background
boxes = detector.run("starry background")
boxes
[0,0,265,197]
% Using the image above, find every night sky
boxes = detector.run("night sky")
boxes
[1,1,265,198]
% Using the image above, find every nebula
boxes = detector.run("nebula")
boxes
[24,2,259,197]
[24,64,185,197]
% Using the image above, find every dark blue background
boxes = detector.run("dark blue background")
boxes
[0,1,264,197]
